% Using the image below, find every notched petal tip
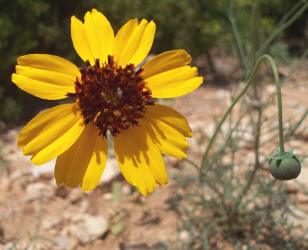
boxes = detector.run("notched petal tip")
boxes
[142,49,194,79]
[71,15,78,22]
[16,55,25,65]
[140,185,156,196]
[148,20,156,28]
[179,49,192,63]
[140,18,149,25]
[84,10,92,19]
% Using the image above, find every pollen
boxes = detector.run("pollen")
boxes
[67,56,155,137]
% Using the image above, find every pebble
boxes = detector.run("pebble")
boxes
[55,235,76,250]
[179,230,189,241]
[31,159,55,179]
[67,214,109,244]
[43,217,62,230]
[68,189,83,204]
[100,158,121,184]
[25,182,53,201]
[84,214,109,240]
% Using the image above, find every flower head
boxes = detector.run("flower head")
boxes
[12,9,203,195]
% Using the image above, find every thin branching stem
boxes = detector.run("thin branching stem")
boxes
[228,0,247,72]
[232,108,262,217]
[257,1,308,57]
[201,55,284,173]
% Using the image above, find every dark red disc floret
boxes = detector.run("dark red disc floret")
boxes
[67,56,154,137]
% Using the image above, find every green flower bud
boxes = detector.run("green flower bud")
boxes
[269,152,301,181]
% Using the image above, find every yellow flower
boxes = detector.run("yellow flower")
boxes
[11,9,203,196]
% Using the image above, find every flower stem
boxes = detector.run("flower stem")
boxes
[201,54,284,171]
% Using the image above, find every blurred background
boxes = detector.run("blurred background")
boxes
[0,0,307,125]
[0,0,308,249]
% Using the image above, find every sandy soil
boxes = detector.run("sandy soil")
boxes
[0,58,307,250]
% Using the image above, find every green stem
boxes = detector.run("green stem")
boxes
[201,54,284,170]
[228,0,247,73]
[251,0,260,67]
[233,108,262,215]
[257,2,308,57]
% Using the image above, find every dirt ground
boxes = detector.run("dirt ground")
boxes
[0,57,307,250]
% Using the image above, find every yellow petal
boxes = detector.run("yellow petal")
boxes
[12,54,79,99]
[144,115,188,159]
[142,49,191,79]
[83,9,114,64]
[16,54,80,76]
[145,65,203,98]
[55,123,108,190]
[15,65,76,86]
[12,74,72,100]
[114,123,167,196]
[145,104,192,137]
[18,104,84,165]
[128,20,155,66]
[114,19,156,67]
[114,18,138,63]
[71,16,94,65]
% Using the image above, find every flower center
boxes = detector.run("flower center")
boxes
[67,56,154,137]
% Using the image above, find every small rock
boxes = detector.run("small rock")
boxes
[179,230,189,241]
[100,158,121,184]
[70,213,84,223]
[68,189,83,204]
[31,159,55,179]
[285,101,298,108]
[216,89,230,100]
[103,192,113,200]
[242,245,248,250]
[25,182,53,201]
[84,214,109,240]
[43,217,62,230]
[299,86,307,93]
[69,224,89,244]
[266,85,276,94]
[122,184,132,195]
[30,242,45,250]
[68,214,109,244]
[55,235,76,250]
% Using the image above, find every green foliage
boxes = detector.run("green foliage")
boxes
[0,0,95,123]
[165,1,308,248]
[0,0,307,124]
[172,161,308,249]
[270,41,291,63]
[169,60,308,248]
